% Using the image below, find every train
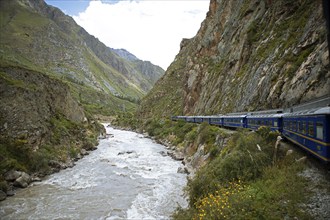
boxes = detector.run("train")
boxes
[171,106,330,163]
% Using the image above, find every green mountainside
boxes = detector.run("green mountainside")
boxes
[139,0,329,118]
[0,0,164,115]
[0,0,164,189]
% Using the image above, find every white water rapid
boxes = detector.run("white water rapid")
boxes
[0,124,188,219]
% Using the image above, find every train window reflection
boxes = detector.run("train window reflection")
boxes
[316,122,323,140]
[293,121,297,131]
[308,122,314,137]
[299,121,302,133]
[302,122,306,134]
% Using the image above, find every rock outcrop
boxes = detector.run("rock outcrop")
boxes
[139,0,329,118]
[0,66,85,145]
[0,66,103,191]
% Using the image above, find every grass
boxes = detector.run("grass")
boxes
[172,126,312,219]
[129,119,316,220]
[0,110,103,179]
[0,0,147,119]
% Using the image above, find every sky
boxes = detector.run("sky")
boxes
[45,0,210,70]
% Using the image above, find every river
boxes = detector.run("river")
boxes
[0,125,188,219]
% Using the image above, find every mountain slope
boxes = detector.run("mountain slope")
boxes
[139,0,329,118]
[0,0,164,114]
[0,0,165,189]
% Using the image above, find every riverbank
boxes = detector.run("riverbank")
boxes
[0,125,188,219]
[113,117,330,219]
[0,122,106,202]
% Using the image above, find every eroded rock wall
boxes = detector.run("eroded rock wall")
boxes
[140,0,329,118]
[0,66,86,150]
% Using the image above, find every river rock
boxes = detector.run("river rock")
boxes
[0,190,6,201]
[177,166,190,174]
[49,160,61,169]
[118,150,136,155]
[80,149,88,156]
[66,160,75,168]
[13,172,31,188]
[99,133,107,139]
[167,151,184,161]
[4,170,22,182]
[6,190,15,197]
[74,153,82,161]
[159,151,167,157]
[31,176,42,182]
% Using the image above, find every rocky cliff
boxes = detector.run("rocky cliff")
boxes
[139,0,329,118]
[0,66,104,181]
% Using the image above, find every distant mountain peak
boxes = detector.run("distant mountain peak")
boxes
[111,48,139,61]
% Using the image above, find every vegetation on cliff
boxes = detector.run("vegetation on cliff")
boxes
[0,65,104,191]
[138,0,329,119]
[129,118,328,219]
[0,0,164,116]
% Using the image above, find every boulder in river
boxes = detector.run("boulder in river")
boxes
[118,150,136,155]
[6,190,15,197]
[80,149,89,156]
[0,190,7,201]
[159,151,167,157]
[13,172,31,188]
[4,170,21,182]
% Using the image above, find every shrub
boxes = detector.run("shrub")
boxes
[174,127,312,220]
[187,130,275,206]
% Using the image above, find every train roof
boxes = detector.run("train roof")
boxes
[284,106,330,117]
[198,115,224,118]
[222,114,246,118]
[246,113,285,118]
[247,109,283,115]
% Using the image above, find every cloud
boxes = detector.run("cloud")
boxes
[73,0,209,70]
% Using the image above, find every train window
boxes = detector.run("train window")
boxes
[274,121,278,127]
[316,122,323,140]
[299,121,303,133]
[308,122,314,137]
[302,122,306,134]
[293,121,297,131]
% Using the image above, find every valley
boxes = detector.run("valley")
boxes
[0,0,329,219]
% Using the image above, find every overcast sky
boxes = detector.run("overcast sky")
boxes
[45,0,210,70]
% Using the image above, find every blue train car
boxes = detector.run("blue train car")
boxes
[246,113,284,132]
[193,116,204,123]
[185,116,195,123]
[222,114,247,128]
[282,107,330,162]
[209,116,223,126]
[202,116,213,124]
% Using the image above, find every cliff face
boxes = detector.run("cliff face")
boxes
[139,0,329,118]
[0,66,106,180]
[0,66,85,146]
